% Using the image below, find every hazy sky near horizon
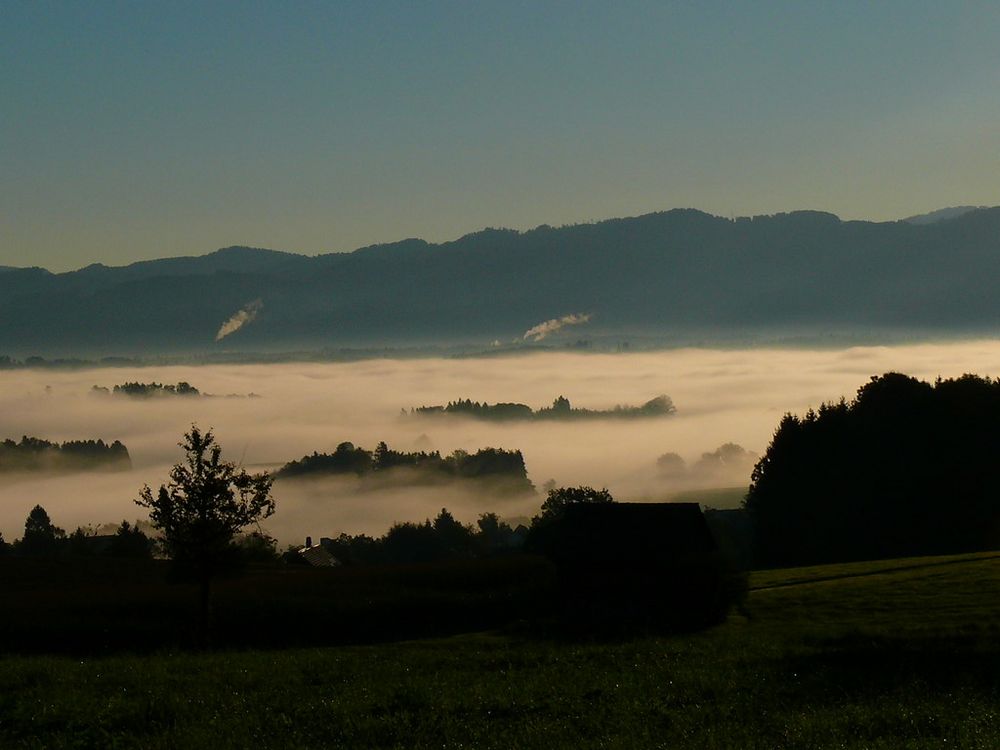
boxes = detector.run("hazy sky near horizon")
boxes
[4,2,1000,271]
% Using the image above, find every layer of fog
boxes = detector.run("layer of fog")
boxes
[3,340,1000,545]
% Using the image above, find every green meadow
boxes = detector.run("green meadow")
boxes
[2,552,1000,748]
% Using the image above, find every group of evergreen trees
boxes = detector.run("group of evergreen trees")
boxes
[276,441,535,494]
[0,505,152,559]
[410,395,675,421]
[414,399,533,420]
[0,436,131,473]
[93,381,201,398]
[747,372,1000,566]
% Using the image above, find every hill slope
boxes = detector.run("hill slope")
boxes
[2,207,1000,355]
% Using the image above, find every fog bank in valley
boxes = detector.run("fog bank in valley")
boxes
[2,341,1000,545]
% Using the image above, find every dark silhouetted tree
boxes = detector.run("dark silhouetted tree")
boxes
[381,520,441,563]
[319,532,381,566]
[18,504,65,556]
[67,527,95,557]
[535,485,614,524]
[746,372,1000,567]
[233,530,279,563]
[477,512,515,551]
[433,508,476,558]
[109,520,153,559]
[136,426,275,642]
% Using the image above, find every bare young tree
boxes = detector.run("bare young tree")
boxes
[136,426,275,643]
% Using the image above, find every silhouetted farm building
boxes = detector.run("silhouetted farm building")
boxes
[297,537,340,568]
[527,503,736,632]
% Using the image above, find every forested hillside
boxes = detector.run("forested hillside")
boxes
[3,207,999,354]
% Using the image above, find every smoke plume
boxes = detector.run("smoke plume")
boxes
[523,313,592,341]
[216,299,263,342]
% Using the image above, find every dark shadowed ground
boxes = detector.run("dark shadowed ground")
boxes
[2,552,999,748]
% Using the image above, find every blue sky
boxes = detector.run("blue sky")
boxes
[3,1,999,270]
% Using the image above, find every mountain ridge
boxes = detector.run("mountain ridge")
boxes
[6,206,996,277]
[2,206,999,356]
[902,206,990,225]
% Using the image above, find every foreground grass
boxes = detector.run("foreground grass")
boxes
[2,552,1000,748]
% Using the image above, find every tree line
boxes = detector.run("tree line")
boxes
[92,381,201,397]
[410,395,675,421]
[0,481,614,570]
[305,486,613,566]
[746,372,1000,567]
[0,504,278,563]
[0,436,131,473]
[0,505,152,559]
[275,441,535,494]
[0,354,141,370]
[2,423,745,644]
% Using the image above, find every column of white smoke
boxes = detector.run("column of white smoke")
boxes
[215,299,264,342]
[523,312,592,342]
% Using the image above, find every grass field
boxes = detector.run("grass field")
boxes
[2,552,1000,748]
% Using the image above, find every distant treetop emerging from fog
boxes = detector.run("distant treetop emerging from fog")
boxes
[410,395,675,421]
[0,436,131,474]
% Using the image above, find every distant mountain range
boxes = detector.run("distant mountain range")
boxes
[901,206,990,225]
[2,207,999,356]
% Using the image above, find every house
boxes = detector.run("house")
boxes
[296,536,340,567]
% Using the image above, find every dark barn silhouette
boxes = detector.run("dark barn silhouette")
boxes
[527,503,735,633]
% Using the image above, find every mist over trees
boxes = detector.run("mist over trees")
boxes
[89,381,259,399]
[305,486,620,566]
[746,372,1000,566]
[4,504,153,559]
[107,381,200,398]
[313,507,528,566]
[656,443,757,484]
[0,436,131,473]
[0,502,276,564]
[276,441,535,495]
[411,395,675,421]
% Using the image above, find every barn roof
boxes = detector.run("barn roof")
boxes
[298,545,341,568]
